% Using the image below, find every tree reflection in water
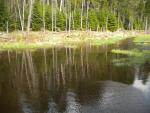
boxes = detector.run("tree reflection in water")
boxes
[0,43,149,113]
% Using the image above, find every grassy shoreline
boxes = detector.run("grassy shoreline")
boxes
[0,30,146,50]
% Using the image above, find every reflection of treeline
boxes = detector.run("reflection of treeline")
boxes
[0,0,150,32]
[0,46,136,89]
[0,47,149,112]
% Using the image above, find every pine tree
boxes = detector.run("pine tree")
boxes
[88,9,99,31]
[107,13,118,32]
[98,9,108,30]
[0,0,9,31]
[31,2,42,31]
[145,0,150,17]
[74,10,81,30]
[0,0,149,31]
[45,11,52,30]
[56,11,65,31]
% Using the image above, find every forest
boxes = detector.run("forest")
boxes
[0,1,150,113]
[0,0,150,32]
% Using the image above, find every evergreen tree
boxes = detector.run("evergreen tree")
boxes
[98,9,108,30]
[107,13,118,32]
[88,9,99,31]
[56,11,65,31]
[0,0,9,31]
[0,0,149,32]
[133,19,144,30]
[31,2,42,31]
[45,10,52,31]
[145,0,150,17]
[74,10,81,30]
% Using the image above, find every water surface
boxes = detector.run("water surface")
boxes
[0,39,150,113]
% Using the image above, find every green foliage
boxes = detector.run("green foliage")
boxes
[45,6,52,30]
[133,19,144,30]
[88,9,99,31]
[56,11,65,31]
[0,34,129,50]
[134,34,150,45]
[74,10,81,30]
[32,2,43,31]
[0,0,9,31]
[7,14,17,31]
[0,0,149,32]
[145,0,150,17]
[112,49,150,66]
[107,13,118,32]
[98,9,108,30]
[111,49,143,57]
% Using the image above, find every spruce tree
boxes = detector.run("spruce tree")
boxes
[88,9,99,31]
[107,13,118,32]
[31,2,42,31]
[0,0,9,31]
[74,10,81,30]
[56,11,65,31]
[45,11,52,30]
[98,9,108,30]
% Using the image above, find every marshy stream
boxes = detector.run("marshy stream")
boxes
[0,38,150,113]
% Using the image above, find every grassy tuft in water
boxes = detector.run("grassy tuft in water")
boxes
[112,49,150,66]
[111,49,143,57]
[112,49,150,56]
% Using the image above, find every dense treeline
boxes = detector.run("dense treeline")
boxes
[0,0,150,32]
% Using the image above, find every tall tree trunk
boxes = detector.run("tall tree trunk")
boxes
[22,0,25,32]
[6,21,9,34]
[65,13,68,32]
[72,13,75,30]
[145,17,148,32]
[51,0,54,32]
[86,1,89,31]
[69,12,71,32]
[54,0,57,32]
[43,0,46,34]
[60,0,64,11]
[117,13,120,29]
[27,0,34,39]
[106,15,108,31]
[81,0,84,30]
[17,0,24,32]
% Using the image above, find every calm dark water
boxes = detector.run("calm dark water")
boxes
[0,39,150,113]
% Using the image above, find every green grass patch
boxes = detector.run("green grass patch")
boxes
[112,49,150,66]
[134,34,150,45]
[0,35,129,50]
[0,42,51,50]
[111,49,143,56]
[85,36,128,45]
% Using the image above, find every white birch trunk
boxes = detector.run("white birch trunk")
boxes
[27,0,34,38]
[81,0,84,30]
